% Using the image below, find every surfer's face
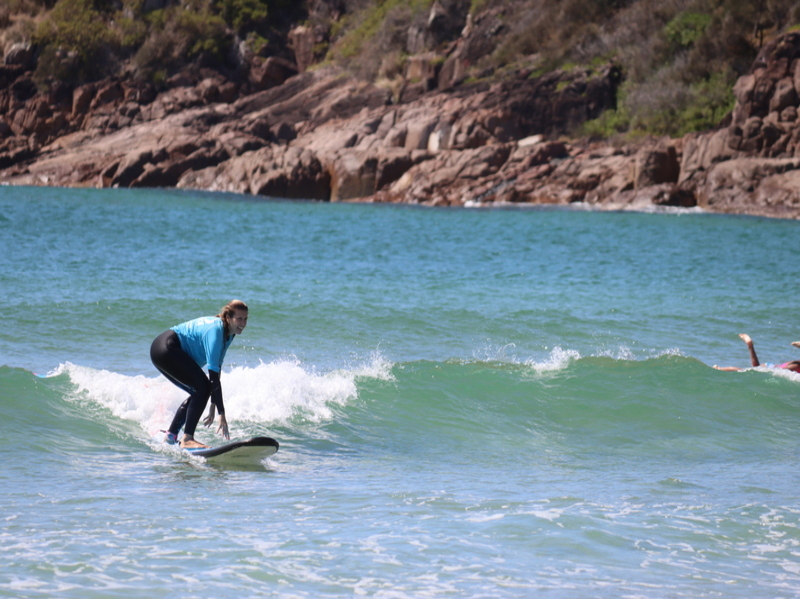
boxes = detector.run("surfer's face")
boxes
[228,310,248,335]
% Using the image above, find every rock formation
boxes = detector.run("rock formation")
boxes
[2,18,800,220]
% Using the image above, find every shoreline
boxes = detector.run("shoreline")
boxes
[8,180,781,223]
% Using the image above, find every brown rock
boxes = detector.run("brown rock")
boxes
[781,106,798,122]
[12,96,61,140]
[177,146,330,200]
[123,82,157,105]
[90,82,123,111]
[732,74,755,124]
[112,150,153,187]
[0,141,37,170]
[216,131,264,157]
[376,149,415,190]
[288,25,320,73]
[650,184,697,207]
[131,146,229,188]
[449,112,492,149]
[437,52,467,91]
[218,82,238,104]
[404,118,438,150]
[72,85,95,119]
[634,144,679,188]
[384,126,407,148]
[272,121,296,143]
[328,150,379,201]
[249,57,298,92]
[198,78,221,104]
[11,77,37,103]
[701,157,800,211]
[754,169,800,209]
[770,77,797,113]
[405,53,439,88]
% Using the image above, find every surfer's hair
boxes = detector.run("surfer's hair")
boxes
[218,299,248,336]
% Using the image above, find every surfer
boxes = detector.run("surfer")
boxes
[713,334,800,372]
[150,300,249,449]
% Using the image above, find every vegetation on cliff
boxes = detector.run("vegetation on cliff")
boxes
[2,0,800,139]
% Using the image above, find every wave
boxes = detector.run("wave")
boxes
[4,350,799,464]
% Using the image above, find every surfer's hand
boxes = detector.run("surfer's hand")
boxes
[203,405,216,427]
[217,414,229,440]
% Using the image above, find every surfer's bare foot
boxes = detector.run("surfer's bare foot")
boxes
[792,341,800,349]
[180,437,209,449]
[739,333,753,346]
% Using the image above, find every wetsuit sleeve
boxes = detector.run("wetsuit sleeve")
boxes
[208,370,225,416]
[202,323,225,372]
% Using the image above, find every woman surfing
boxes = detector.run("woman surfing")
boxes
[150,300,249,448]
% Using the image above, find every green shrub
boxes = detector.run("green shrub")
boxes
[664,11,712,49]
[245,31,270,55]
[674,71,736,136]
[580,63,734,140]
[33,0,119,82]
[116,14,148,51]
[215,0,268,36]
[133,4,232,75]
[580,103,632,139]
[176,9,230,61]
[33,0,117,59]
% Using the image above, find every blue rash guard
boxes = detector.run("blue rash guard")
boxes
[171,316,234,373]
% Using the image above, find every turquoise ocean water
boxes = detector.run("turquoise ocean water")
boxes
[1,185,800,598]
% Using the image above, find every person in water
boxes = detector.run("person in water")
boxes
[713,334,800,372]
[150,300,249,449]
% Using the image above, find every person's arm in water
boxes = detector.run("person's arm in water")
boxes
[714,333,759,371]
[203,370,229,439]
[740,334,761,367]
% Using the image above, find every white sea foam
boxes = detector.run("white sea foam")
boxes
[766,366,800,381]
[527,508,565,522]
[54,362,176,434]
[525,346,581,373]
[55,353,394,436]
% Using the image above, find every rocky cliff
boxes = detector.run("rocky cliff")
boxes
[2,10,800,219]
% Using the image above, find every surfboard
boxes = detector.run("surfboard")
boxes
[184,436,279,464]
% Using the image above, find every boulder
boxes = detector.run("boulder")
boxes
[72,85,96,119]
[770,76,797,113]
[4,43,34,69]
[11,77,37,103]
[288,25,322,73]
[375,149,416,190]
[328,150,379,201]
[111,150,153,187]
[249,57,298,92]
[405,118,438,150]
[634,144,679,188]
[90,82,123,111]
